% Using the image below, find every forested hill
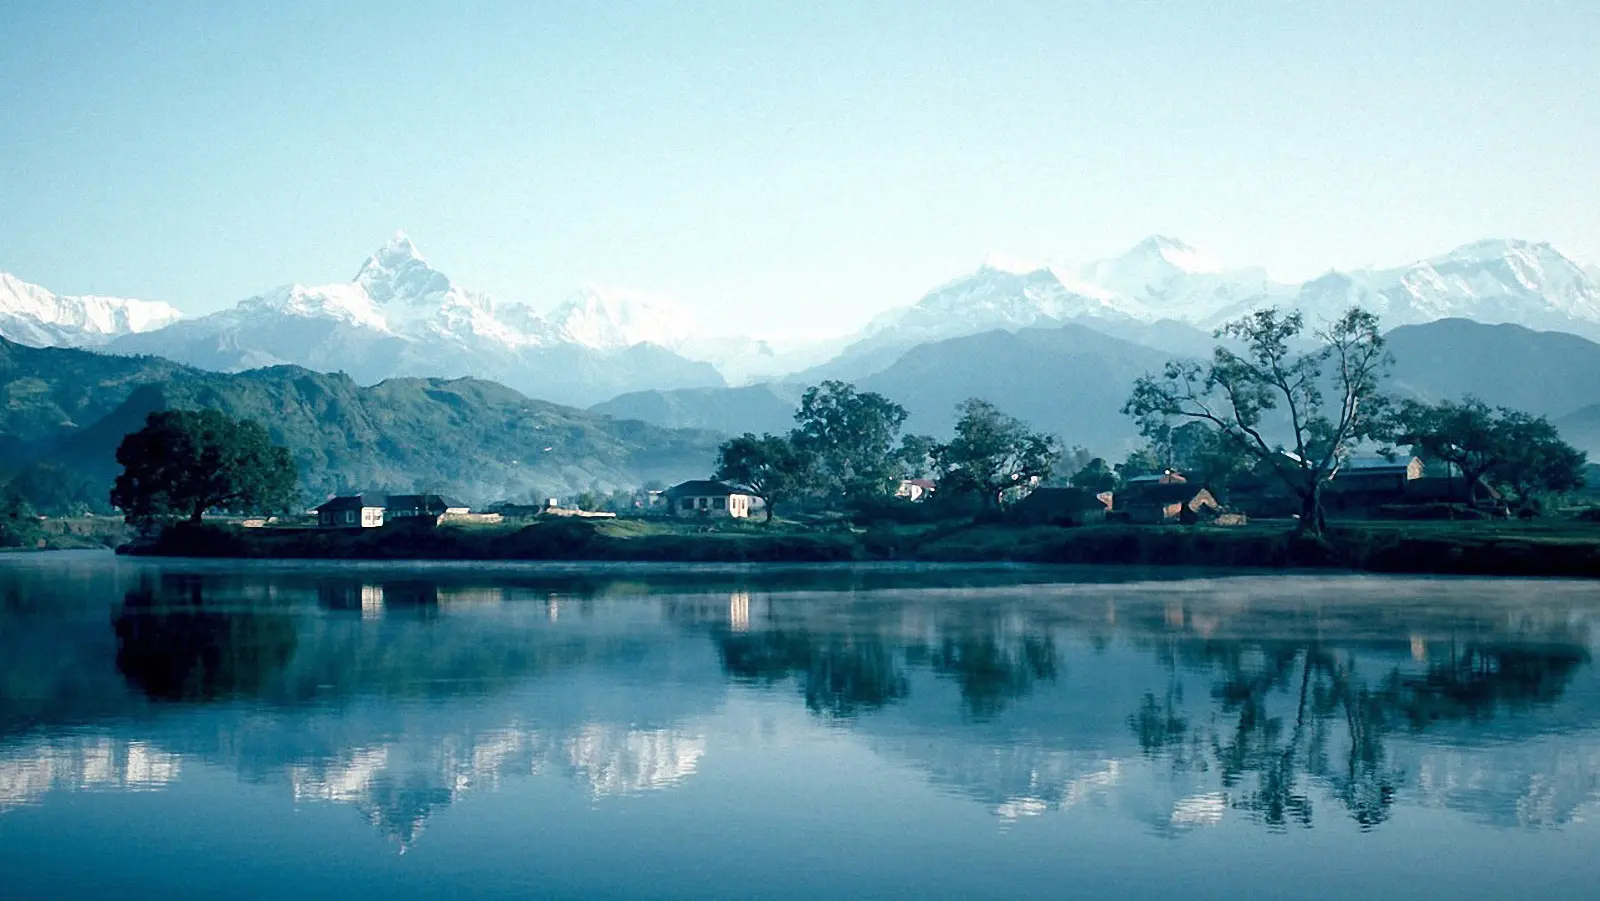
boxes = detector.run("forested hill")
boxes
[0,336,723,509]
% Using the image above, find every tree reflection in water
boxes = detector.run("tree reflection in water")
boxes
[715,629,909,718]
[113,576,298,702]
[1133,633,1589,830]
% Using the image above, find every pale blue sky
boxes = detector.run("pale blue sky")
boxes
[2,1,1597,336]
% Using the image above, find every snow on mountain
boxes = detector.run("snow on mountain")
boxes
[871,257,1139,343]
[836,236,1600,383]
[1206,239,1600,335]
[547,285,694,350]
[0,271,182,347]
[1079,236,1282,324]
[105,234,723,406]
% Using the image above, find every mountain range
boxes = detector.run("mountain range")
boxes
[0,336,722,510]
[4,234,1600,489]
[596,318,1600,457]
[6,235,1599,393]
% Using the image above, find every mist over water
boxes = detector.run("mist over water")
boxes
[3,552,1600,900]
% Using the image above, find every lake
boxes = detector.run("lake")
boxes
[3,551,1599,900]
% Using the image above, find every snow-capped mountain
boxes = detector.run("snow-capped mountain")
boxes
[0,271,181,347]
[547,285,694,350]
[1218,238,1600,335]
[1079,236,1284,325]
[818,236,1600,383]
[106,234,723,407]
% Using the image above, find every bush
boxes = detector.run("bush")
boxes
[0,494,45,548]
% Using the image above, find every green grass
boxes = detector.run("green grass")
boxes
[123,514,1600,577]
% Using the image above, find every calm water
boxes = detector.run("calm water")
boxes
[2,553,1600,900]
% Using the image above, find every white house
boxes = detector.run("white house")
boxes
[664,480,755,519]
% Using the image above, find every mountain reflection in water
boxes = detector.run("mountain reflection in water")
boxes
[3,555,1600,873]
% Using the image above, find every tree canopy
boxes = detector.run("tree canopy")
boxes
[110,409,300,525]
[1124,307,1390,535]
[934,398,1062,507]
[714,432,812,522]
[1069,458,1118,494]
[1391,397,1587,504]
[0,493,44,549]
[792,381,909,501]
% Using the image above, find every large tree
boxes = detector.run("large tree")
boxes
[1124,308,1390,536]
[110,409,300,526]
[791,381,909,501]
[934,399,1062,508]
[713,432,812,522]
[1392,398,1588,504]
[1490,414,1588,503]
[1391,397,1511,503]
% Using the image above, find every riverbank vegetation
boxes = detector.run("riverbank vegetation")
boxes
[123,514,1600,578]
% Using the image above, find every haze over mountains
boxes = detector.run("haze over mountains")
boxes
[5,234,1600,388]
[4,233,1600,487]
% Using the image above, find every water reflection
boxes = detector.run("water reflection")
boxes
[1,557,1599,853]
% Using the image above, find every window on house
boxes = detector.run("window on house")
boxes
[345,511,355,524]
[715,497,726,509]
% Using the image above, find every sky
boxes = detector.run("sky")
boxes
[2,0,1598,338]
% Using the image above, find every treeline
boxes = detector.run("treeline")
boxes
[711,382,1068,521]
[708,306,1589,536]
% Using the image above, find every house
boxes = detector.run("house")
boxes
[1011,487,1111,526]
[665,480,756,519]
[316,493,388,529]
[386,494,471,522]
[1124,471,1188,486]
[896,479,938,502]
[1115,483,1221,524]
[1332,456,1423,490]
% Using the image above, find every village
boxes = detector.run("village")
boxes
[305,452,1503,533]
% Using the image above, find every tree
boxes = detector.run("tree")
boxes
[934,399,1062,508]
[893,433,940,480]
[1069,457,1118,494]
[110,410,300,526]
[714,432,812,522]
[1124,308,1390,536]
[1392,399,1588,504]
[1115,447,1163,483]
[0,493,44,549]
[1490,414,1587,503]
[1390,397,1507,503]
[791,381,909,501]
[1167,420,1252,493]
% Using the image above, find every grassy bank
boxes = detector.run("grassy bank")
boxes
[1,516,130,552]
[120,516,1600,577]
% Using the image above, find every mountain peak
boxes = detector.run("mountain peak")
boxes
[978,252,1047,275]
[353,231,450,305]
[381,230,422,259]
[1123,235,1224,274]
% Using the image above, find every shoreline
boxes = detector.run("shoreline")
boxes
[118,519,1600,579]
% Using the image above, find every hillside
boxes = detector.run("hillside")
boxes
[590,382,805,436]
[1386,319,1600,420]
[1556,405,1600,457]
[0,338,189,464]
[859,323,1172,451]
[586,318,1600,457]
[0,337,723,508]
